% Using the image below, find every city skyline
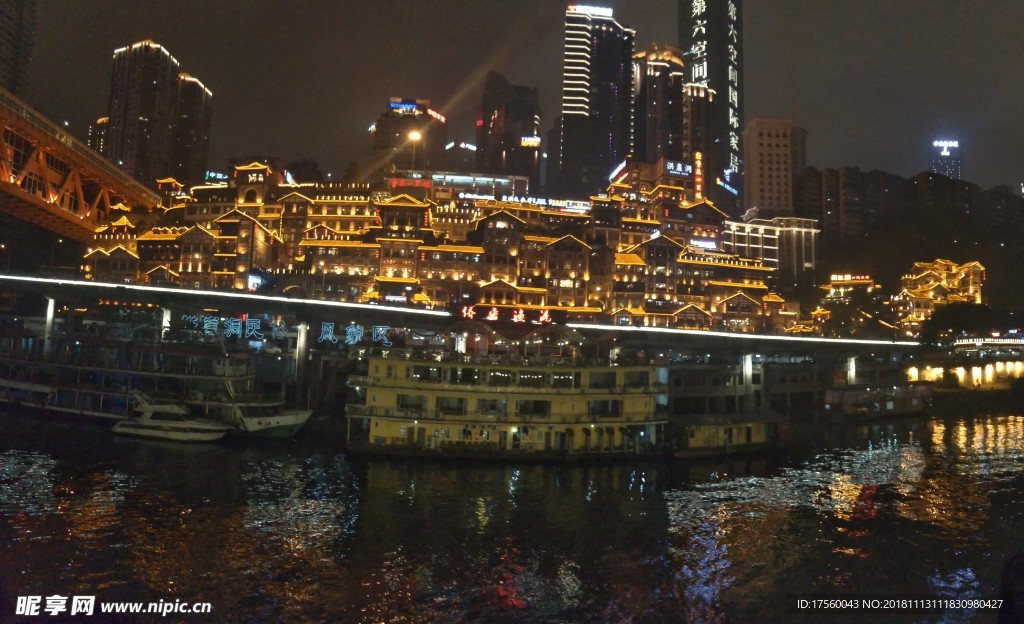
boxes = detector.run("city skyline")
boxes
[24,0,1024,190]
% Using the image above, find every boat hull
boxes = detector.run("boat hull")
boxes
[111,420,229,442]
[232,409,313,438]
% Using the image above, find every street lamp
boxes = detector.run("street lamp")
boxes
[319,260,326,296]
[0,243,9,273]
[49,238,63,267]
[408,130,422,169]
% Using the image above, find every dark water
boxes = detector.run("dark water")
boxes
[1,410,1022,623]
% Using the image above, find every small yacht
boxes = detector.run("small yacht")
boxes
[112,392,230,442]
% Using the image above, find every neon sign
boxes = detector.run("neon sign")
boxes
[389,101,419,114]
[460,305,555,324]
[664,160,692,177]
[520,136,541,147]
[427,108,446,123]
[694,152,704,200]
[567,5,613,17]
[933,140,959,156]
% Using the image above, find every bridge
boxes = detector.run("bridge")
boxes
[0,87,161,243]
[0,274,920,357]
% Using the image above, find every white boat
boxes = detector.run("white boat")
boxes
[230,405,313,438]
[111,393,230,442]
[0,342,310,438]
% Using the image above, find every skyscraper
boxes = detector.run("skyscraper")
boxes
[368,98,447,173]
[632,45,686,164]
[679,0,742,214]
[172,74,213,185]
[0,0,35,96]
[742,118,806,219]
[105,41,180,186]
[104,40,212,187]
[87,117,108,155]
[929,139,962,180]
[476,71,542,188]
[558,4,635,197]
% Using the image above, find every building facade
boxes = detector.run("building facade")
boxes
[720,216,819,280]
[476,71,542,188]
[0,0,34,96]
[679,0,743,215]
[369,98,448,174]
[632,45,686,164]
[558,5,635,197]
[104,40,212,187]
[171,74,213,186]
[82,162,791,333]
[742,118,806,219]
[929,139,961,180]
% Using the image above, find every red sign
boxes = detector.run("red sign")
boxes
[694,152,704,201]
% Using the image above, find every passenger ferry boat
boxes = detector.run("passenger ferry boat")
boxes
[0,329,311,438]
[344,349,668,460]
[112,392,231,442]
[823,382,933,421]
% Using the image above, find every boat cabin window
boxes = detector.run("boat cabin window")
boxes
[589,371,616,390]
[551,373,578,389]
[517,372,546,388]
[435,396,466,416]
[488,370,513,387]
[477,398,506,416]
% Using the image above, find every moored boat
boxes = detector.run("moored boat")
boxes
[111,392,230,442]
[344,349,668,460]
[823,382,933,421]
[0,336,310,438]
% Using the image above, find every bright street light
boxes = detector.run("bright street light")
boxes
[408,130,422,168]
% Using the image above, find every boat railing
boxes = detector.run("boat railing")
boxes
[345,404,659,423]
[363,349,625,368]
[344,376,663,395]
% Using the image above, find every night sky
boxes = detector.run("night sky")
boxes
[26,1,1024,190]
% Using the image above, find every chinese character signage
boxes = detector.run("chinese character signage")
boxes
[459,305,558,325]
[694,152,704,200]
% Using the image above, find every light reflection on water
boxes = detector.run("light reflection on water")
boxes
[0,412,1022,623]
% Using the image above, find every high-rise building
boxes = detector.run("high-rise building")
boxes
[368,98,448,174]
[87,117,108,155]
[172,74,213,186]
[679,0,742,214]
[104,40,212,187]
[632,45,686,164]
[681,84,719,193]
[558,4,635,197]
[742,118,806,219]
[105,41,180,185]
[476,71,542,188]
[929,139,961,180]
[0,0,35,96]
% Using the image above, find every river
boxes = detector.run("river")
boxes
[1,409,1022,623]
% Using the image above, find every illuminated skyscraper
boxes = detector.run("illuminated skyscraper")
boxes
[632,45,686,164]
[104,40,212,187]
[0,0,35,96]
[929,139,961,180]
[558,4,635,197]
[679,0,742,214]
[87,117,108,155]
[172,74,213,186]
